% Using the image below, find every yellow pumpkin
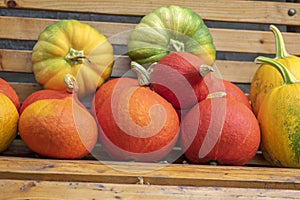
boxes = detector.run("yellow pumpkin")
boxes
[249,25,300,115]
[32,19,114,97]
[257,56,300,167]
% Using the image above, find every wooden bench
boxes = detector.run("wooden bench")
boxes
[1,0,300,199]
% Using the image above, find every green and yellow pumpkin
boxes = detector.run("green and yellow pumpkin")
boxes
[32,19,114,97]
[128,5,216,65]
[257,56,300,168]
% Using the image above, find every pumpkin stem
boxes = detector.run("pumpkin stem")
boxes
[65,48,86,65]
[270,25,290,59]
[130,61,153,86]
[206,92,227,99]
[255,56,298,85]
[198,64,215,77]
[64,74,78,93]
[169,39,185,52]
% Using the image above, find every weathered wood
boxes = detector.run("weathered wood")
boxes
[1,179,300,200]
[0,156,298,189]
[2,16,300,55]
[1,0,300,25]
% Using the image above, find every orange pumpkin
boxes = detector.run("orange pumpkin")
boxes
[92,77,179,162]
[180,92,260,165]
[18,75,98,159]
[0,78,20,110]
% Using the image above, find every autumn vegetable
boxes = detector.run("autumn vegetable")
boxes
[32,19,114,98]
[128,5,216,65]
[92,76,179,162]
[0,93,19,153]
[131,52,208,110]
[18,74,98,159]
[0,78,20,110]
[180,92,260,166]
[257,56,300,168]
[249,25,300,115]
[197,65,252,110]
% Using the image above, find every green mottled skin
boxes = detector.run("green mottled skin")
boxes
[128,5,216,65]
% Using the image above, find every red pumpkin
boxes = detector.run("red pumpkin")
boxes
[196,70,252,110]
[18,75,98,159]
[92,77,180,162]
[0,78,20,110]
[180,92,260,165]
[150,52,207,109]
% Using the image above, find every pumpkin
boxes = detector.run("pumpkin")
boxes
[131,52,208,110]
[32,19,114,98]
[18,75,98,159]
[0,93,19,153]
[92,77,179,162]
[249,25,300,115]
[128,5,216,65]
[197,65,252,110]
[257,56,300,167]
[180,92,260,166]
[0,78,20,110]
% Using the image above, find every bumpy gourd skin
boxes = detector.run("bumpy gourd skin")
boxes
[250,25,300,115]
[257,57,300,168]
[32,19,114,97]
[128,5,216,65]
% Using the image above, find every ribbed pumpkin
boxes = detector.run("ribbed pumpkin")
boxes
[249,25,300,115]
[128,5,216,65]
[32,19,114,97]
[257,56,300,167]
[180,92,260,166]
[92,77,179,162]
[0,78,20,110]
[18,75,98,159]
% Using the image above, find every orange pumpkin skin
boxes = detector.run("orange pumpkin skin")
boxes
[0,78,20,110]
[93,77,180,162]
[19,96,98,159]
[180,95,260,165]
[19,89,71,114]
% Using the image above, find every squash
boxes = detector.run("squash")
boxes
[257,56,300,167]
[92,77,179,162]
[131,52,208,110]
[32,19,114,98]
[128,5,216,65]
[249,25,300,115]
[18,74,98,159]
[180,92,260,166]
[0,78,20,110]
[0,93,19,153]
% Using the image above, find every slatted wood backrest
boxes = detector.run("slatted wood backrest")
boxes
[1,0,300,102]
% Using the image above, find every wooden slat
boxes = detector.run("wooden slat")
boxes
[0,49,259,84]
[0,156,299,190]
[1,0,300,26]
[1,179,300,199]
[2,16,300,55]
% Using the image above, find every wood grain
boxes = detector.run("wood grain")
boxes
[0,156,299,190]
[1,0,300,25]
[2,16,300,55]
[1,179,300,200]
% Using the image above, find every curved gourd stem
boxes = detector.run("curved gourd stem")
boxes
[130,61,152,86]
[169,39,185,52]
[255,56,298,85]
[198,64,215,77]
[270,25,290,59]
[64,74,78,93]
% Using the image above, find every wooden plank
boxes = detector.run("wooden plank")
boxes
[0,156,299,189]
[2,16,300,55]
[1,179,300,200]
[0,49,261,84]
[1,0,300,25]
